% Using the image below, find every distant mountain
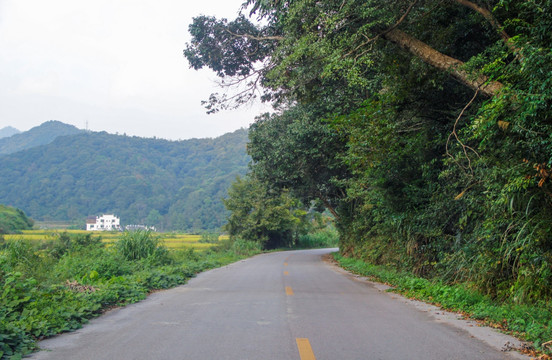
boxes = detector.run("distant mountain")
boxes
[0,120,83,155]
[0,129,250,231]
[0,126,20,139]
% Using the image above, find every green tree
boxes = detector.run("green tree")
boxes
[248,105,350,219]
[223,176,308,249]
[187,0,552,301]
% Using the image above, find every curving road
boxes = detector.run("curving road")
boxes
[31,249,529,360]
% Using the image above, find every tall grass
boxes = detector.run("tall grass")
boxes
[0,231,261,358]
[114,230,167,261]
[296,227,339,248]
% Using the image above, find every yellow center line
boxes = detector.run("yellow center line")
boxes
[284,262,288,266]
[285,286,294,295]
[284,271,289,275]
[296,338,316,360]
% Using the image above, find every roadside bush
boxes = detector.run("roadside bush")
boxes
[49,232,103,259]
[54,248,130,283]
[296,227,339,249]
[230,238,262,256]
[0,230,255,359]
[115,230,169,264]
[2,240,56,283]
[199,232,220,243]
[1,273,38,358]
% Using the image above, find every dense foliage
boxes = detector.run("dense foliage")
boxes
[0,205,33,234]
[0,231,259,359]
[186,0,552,305]
[0,121,82,155]
[223,175,311,248]
[0,128,249,231]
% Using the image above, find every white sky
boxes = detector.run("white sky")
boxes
[0,0,268,140]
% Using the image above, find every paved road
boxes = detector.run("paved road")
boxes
[31,249,528,360]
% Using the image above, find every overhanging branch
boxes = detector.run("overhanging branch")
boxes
[225,29,284,41]
[382,28,503,97]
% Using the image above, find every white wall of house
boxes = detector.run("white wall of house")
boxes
[86,214,121,231]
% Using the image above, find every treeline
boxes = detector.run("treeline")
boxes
[186,1,552,301]
[0,129,249,231]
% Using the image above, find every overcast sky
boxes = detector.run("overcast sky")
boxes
[0,0,268,140]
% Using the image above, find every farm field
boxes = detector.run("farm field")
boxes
[3,229,229,250]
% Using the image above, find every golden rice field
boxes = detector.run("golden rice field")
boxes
[3,230,229,250]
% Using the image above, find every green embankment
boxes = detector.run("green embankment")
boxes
[0,205,33,234]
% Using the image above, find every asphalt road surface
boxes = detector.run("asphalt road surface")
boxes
[31,249,529,360]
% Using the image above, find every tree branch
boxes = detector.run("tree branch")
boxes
[446,88,481,176]
[320,195,340,221]
[225,29,284,41]
[346,0,418,59]
[379,0,419,38]
[382,28,503,97]
[452,0,521,57]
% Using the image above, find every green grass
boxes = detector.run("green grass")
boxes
[0,232,260,359]
[334,253,552,355]
[295,227,339,249]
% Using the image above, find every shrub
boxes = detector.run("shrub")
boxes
[230,238,262,256]
[114,230,169,263]
[199,232,220,243]
[54,248,130,282]
[296,227,339,249]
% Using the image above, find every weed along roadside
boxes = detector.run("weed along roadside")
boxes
[0,231,261,359]
[333,253,552,358]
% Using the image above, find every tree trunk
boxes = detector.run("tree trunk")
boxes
[320,196,340,221]
[382,28,503,97]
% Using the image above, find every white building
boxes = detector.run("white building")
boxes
[86,214,122,231]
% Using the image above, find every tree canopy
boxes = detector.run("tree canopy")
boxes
[186,0,552,301]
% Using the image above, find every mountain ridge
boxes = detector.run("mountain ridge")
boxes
[0,120,83,155]
[0,126,20,139]
[0,125,250,231]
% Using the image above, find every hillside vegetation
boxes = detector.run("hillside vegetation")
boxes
[0,121,82,155]
[186,0,552,304]
[0,128,249,231]
[0,205,33,234]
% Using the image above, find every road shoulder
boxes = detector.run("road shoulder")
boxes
[321,252,532,360]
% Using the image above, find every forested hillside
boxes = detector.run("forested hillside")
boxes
[0,121,82,155]
[0,205,33,233]
[0,129,249,231]
[185,0,552,302]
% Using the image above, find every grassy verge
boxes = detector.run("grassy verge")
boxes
[294,227,339,249]
[0,233,260,359]
[334,253,552,356]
